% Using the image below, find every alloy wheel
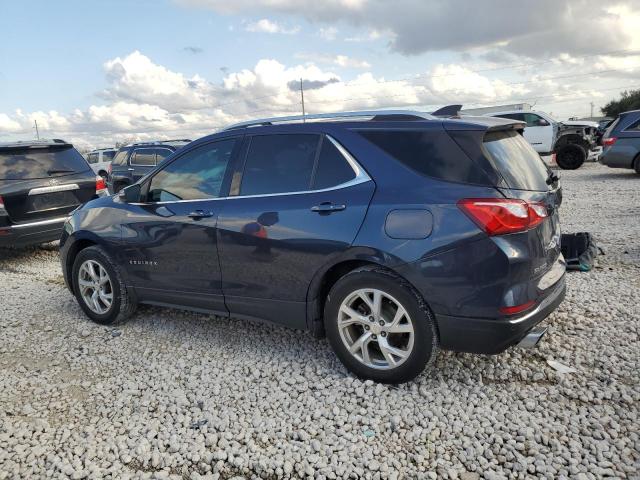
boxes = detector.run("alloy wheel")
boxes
[337,288,415,370]
[78,259,114,315]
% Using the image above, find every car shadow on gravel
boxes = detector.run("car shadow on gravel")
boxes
[0,242,59,263]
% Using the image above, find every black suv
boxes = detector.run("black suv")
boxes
[107,140,191,193]
[0,140,104,248]
[61,111,565,383]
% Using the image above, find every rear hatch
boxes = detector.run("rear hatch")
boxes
[0,144,97,224]
[481,129,563,286]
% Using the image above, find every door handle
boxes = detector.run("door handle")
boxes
[127,168,135,171]
[188,210,215,219]
[311,202,346,213]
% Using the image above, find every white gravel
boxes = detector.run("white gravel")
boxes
[0,162,638,479]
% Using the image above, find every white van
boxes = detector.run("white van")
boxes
[85,148,118,178]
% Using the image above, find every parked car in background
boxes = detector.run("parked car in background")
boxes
[107,140,191,193]
[485,110,597,169]
[60,110,565,383]
[600,109,640,174]
[85,148,117,178]
[0,139,106,248]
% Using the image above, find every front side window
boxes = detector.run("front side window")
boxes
[495,113,525,122]
[148,139,236,202]
[240,134,319,196]
[523,113,545,127]
[87,153,98,164]
[103,151,116,160]
[131,148,156,166]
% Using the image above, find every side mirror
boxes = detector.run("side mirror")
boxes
[120,184,142,203]
[536,119,550,127]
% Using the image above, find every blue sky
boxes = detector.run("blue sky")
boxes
[1,0,639,148]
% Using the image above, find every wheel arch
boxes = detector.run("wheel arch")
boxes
[64,237,98,294]
[305,249,420,338]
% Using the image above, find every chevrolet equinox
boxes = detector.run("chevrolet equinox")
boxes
[60,110,566,383]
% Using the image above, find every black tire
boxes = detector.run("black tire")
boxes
[324,267,438,383]
[555,144,586,170]
[71,245,136,325]
[634,155,640,174]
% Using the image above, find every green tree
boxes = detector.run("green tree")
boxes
[601,89,640,117]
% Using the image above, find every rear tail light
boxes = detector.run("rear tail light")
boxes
[603,137,617,147]
[0,195,5,213]
[457,198,548,236]
[96,176,107,194]
[107,163,112,174]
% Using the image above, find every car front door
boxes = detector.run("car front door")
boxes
[523,113,554,153]
[119,138,240,313]
[216,132,375,328]
[129,147,158,183]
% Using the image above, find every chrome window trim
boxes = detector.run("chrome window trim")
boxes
[28,184,80,195]
[130,135,371,205]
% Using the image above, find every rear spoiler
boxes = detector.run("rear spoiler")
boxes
[444,115,526,133]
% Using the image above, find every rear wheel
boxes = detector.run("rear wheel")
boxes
[555,144,586,170]
[634,155,640,174]
[72,246,136,325]
[324,267,438,383]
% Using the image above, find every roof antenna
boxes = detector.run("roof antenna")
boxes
[34,120,40,140]
[300,78,306,122]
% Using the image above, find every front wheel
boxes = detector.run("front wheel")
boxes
[324,267,438,383]
[556,144,586,170]
[72,246,136,325]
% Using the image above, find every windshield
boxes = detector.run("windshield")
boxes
[483,131,550,191]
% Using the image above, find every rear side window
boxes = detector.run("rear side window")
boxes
[0,146,90,180]
[624,119,640,131]
[103,151,116,160]
[313,137,356,189]
[240,134,319,196]
[358,130,489,184]
[483,130,549,191]
[155,148,173,163]
[148,139,236,202]
[131,148,156,166]
[87,152,98,164]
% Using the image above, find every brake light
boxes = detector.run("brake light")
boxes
[96,176,107,194]
[107,163,112,174]
[0,195,4,212]
[603,137,617,147]
[457,198,548,236]
[500,300,535,315]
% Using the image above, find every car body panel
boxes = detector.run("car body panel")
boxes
[600,110,640,170]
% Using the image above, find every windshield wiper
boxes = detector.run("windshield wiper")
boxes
[47,169,74,175]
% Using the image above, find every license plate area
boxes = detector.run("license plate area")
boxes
[27,191,79,212]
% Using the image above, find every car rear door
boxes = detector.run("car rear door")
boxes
[0,144,96,225]
[119,138,240,313]
[216,132,375,328]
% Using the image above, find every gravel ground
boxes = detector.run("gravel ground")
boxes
[0,163,638,479]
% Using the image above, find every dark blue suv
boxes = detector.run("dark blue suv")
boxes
[60,111,566,383]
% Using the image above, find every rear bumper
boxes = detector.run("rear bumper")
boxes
[0,216,67,247]
[436,275,566,354]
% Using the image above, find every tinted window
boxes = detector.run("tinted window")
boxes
[483,130,549,191]
[0,146,90,180]
[313,137,356,189]
[112,150,128,166]
[358,130,489,184]
[87,153,99,164]
[523,113,544,127]
[240,134,319,195]
[103,151,116,160]
[604,117,620,137]
[131,148,156,166]
[624,119,640,131]
[148,139,236,202]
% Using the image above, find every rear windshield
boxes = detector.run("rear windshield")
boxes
[483,131,549,191]
[0,145,90,180]
[111,150,129,166]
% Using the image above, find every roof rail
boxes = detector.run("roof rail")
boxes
[126,139,192,147]
[223,110,436,131]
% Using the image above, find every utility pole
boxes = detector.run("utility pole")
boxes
[590,102,594,118]
[300,78,306,122]
[34,120,40,140]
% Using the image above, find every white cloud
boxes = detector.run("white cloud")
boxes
[318,26,338,40]
[244,18,300,34]
[296,53,371,69]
